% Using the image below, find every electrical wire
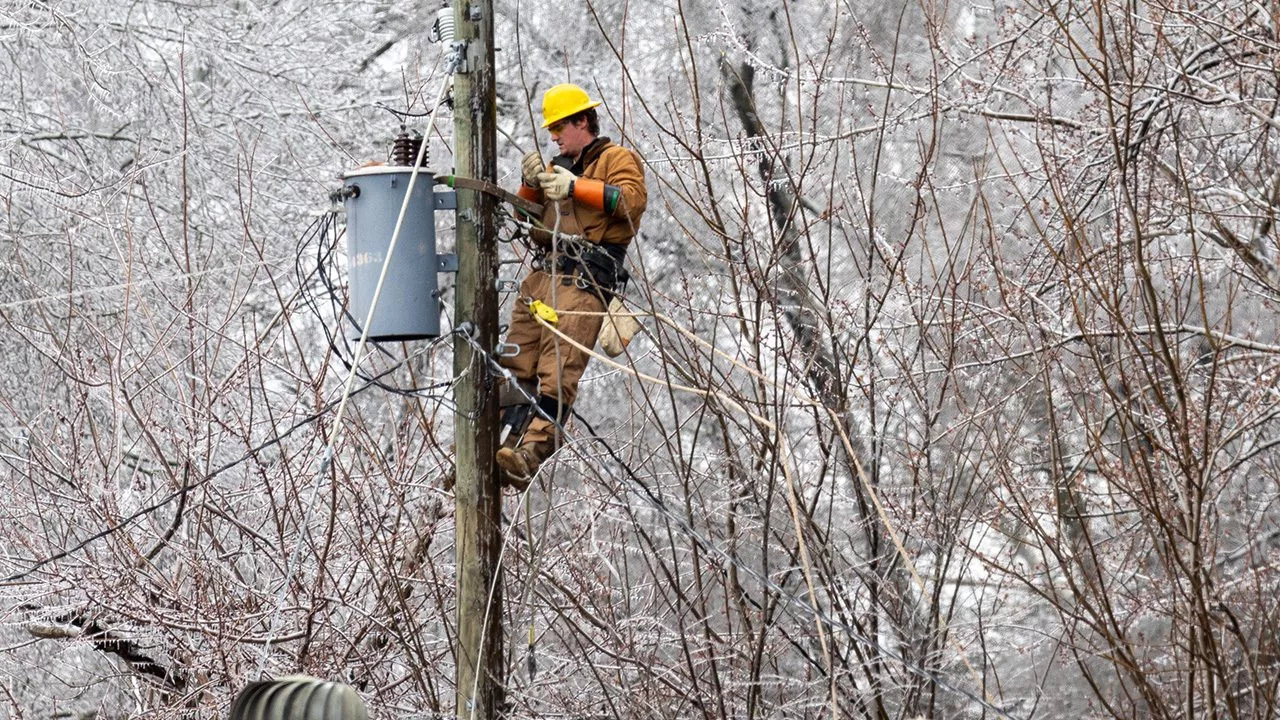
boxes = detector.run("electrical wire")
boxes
[296,210,457,399]
[256,66,458,679]
[507,301,1010,710]
[2,194,454,586]
[458,331,1023,719]
[3,207,434,587]
[0,359,409,586]
[376,102,441,119]
[0,250,295,313]
[0,163,1015,714]
[576,414,1017,717]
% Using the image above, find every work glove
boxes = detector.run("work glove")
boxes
[537,165,575,201]
[520,151,544,188]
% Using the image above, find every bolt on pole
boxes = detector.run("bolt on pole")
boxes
[450,0,504,718]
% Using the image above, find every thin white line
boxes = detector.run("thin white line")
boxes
[0,257,289,311]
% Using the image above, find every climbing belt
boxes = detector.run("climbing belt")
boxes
[532,239,629,305]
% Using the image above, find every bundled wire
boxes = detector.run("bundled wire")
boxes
[294,208,455,400]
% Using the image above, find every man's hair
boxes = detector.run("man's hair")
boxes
[566,108,600,136]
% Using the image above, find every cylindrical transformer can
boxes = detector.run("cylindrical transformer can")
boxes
[342,166,445,341]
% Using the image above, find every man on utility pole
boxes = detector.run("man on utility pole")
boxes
[496,83,648,486]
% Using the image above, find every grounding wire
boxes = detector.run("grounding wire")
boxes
[301,193,460,400]
[460,333,1022,719]
[255,67,458,679]
[0,356,415,585]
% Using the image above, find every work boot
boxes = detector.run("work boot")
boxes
[496,418,558,490]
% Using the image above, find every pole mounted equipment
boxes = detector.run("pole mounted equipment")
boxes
[340,158,458,341]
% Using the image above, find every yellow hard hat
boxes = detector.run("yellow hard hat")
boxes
[541,83,601,128]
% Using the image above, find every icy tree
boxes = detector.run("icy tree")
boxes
[2,0,1279,718]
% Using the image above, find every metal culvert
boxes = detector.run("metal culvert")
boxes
[229,676,367,720]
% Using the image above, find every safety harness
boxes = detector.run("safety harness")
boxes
[533,239,629,305]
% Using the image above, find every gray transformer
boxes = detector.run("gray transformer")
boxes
[341,166,456,341]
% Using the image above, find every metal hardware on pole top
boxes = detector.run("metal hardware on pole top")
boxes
[430,3,455,43]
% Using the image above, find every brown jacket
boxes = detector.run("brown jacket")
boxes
[519,137,647,248]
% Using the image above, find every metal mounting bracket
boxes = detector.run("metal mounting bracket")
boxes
[449,40,469,73]
[434,190,457,210]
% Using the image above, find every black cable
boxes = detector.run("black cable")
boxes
[572,412,1021,718]
[5,406,328,584]
[1,326,457,586]
[375,102,439,120]
[461,335,1019,718]
[298,211,458,399]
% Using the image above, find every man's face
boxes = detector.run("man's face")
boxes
[549,116,592,159]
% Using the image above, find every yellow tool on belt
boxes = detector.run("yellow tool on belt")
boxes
[529,299,559,326]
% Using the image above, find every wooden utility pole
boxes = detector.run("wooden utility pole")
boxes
[451,0,503,718]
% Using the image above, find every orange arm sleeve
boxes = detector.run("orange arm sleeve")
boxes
[572,177,623,214]
[517,183,541,203]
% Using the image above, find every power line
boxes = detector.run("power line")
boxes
[578,415,1018,717]
[2,192,460,587]
[0,252,295,312]
[1,374,377,585]
[461,334,1021,718]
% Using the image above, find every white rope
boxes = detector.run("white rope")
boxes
[0,255,291,312]
[254,69,455,680]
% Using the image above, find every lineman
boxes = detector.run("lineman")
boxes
[497,83,648,486]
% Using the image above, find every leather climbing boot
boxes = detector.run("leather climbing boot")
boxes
[496,417,558,489]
